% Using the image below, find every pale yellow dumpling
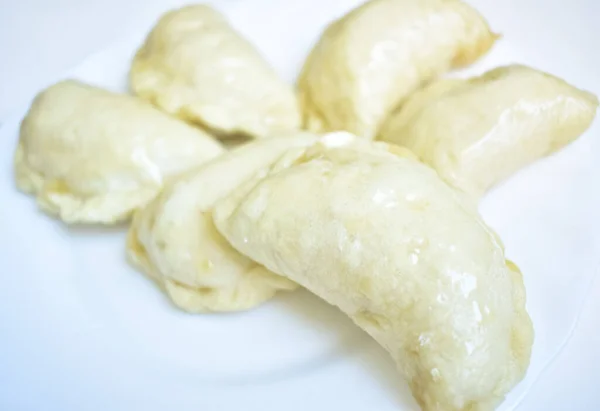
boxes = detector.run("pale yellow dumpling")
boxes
[297,0,497,139]
[131,5,301,139]
[127,133,318,312]
[15,80,224,224]
[379,65,599,198]
[214,138,533,410]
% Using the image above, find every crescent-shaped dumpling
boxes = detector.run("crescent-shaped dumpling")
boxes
[379,65,599,198]
[127,133,318,312]
[15,80,224,224]
[213,137,533,410]
[297,0,497,139]
[130,5,301,139]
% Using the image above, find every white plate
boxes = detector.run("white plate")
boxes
[0,1,599,410]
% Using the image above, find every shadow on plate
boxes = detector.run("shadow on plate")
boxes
[230,289,415,407]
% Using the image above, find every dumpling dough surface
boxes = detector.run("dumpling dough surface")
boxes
[214,140,533,410]
[297,0,497,139]
[127,133,318,312]
[15,80,224,224]
[379,65,599,198]
[131,5,300,139]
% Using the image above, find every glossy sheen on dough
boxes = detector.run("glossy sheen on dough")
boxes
[214,140,533,410]
[297,0,497,139]
[15,80,224,224]
[379,65,599,198]
[130,5,301,139]
[127,133,317,312]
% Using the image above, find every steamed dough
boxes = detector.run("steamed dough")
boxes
[379,65,599,198]
[213,136,533,410]
[297,0,497,139]
[130,5,300,139]
[127,133,318,312]
[15,80,224,224]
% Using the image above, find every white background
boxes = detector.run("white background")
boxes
[1,0,599,409]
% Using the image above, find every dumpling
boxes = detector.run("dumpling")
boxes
[15,80,224,224]
[213,137,533,410]
[127,133,318,312]
[379,65,599,198]
[297,0,497,139]
[130,5,301,139]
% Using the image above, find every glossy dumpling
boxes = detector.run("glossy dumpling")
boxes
[15,80,224,224]
[130,5,301,139]
[297,0,497,139]
[379,65,599,198]
[214,138,533,410]
[127,133,318,312]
